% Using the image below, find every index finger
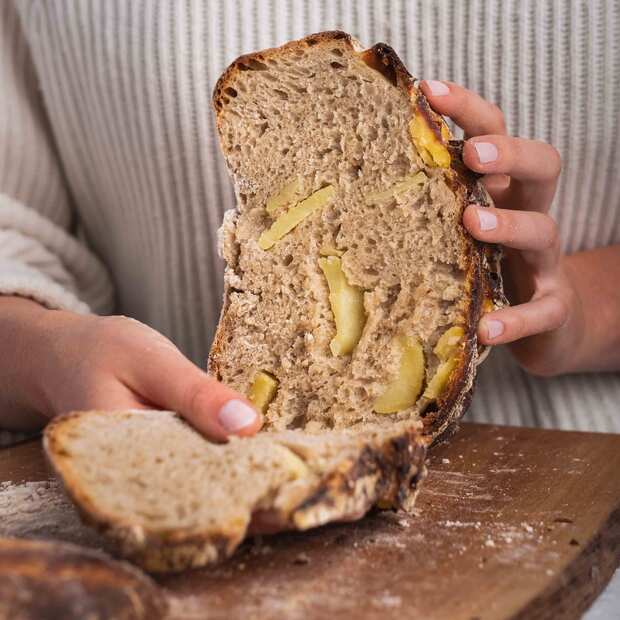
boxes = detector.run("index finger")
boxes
[420,80,507,137]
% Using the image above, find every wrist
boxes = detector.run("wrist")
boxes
[0,296,74,429]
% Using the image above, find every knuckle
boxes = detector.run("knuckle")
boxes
[184,380,208,416]
[184,376,218,417]
[548,294,570,330]
[547,145,562,177]
[539,214,560,251]
[507,311,527,341]
[489,103,506,132]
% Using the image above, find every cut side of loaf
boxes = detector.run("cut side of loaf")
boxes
[210,31,503,438]
[44,410,426,573]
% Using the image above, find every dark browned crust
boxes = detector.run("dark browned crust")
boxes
[0,537,167,619]
[291,428,427,528]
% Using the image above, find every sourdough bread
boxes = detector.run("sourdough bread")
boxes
[0,537,166,619]
[210,31,504,438]
[44,32,503,574]
[44,410,426,572]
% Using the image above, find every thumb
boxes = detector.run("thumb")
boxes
[124,344,262,442]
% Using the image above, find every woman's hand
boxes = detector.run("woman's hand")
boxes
[0,296,262,439]
[421,80,585,377]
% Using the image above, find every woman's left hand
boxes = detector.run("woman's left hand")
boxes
[420,80,585,377]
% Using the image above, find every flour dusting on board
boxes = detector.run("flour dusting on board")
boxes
[0,480,107,549]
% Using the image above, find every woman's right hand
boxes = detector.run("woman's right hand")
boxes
[0,296,262,440]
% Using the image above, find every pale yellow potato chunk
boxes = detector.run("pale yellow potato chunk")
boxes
[265,178,303,215]
[374,336,425,414]
[422,325,465,400]
[259,185,335,250]
[319,256,366,356]
[422,357,458,401]
[365,171,427,204]
[319,245,344,257]
[247,371,278,414]
[409,110,451,168]
[278,448,310,480]
[433,325,465,360]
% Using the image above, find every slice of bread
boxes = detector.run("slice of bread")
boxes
[210,31,503,438]
[44,410,425,573]
[44,32,504,574]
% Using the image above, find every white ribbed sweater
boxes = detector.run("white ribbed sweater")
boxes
[2,0,620,435]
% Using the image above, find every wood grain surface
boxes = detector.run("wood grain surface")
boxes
[1,423,619,620]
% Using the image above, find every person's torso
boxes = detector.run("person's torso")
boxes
[16,0,620,430]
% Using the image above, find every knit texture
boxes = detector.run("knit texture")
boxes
[1,0,619,433]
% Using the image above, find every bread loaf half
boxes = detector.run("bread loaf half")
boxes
[44,32,504,574]
[210,31,504,438]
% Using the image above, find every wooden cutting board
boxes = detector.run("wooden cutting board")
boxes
[1,423,619,620]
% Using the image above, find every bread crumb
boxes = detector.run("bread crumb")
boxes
[441,458,450,464]
[484,538,496,548]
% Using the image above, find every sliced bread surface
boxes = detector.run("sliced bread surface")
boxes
[44,410,426,572]
[210,31,503,439]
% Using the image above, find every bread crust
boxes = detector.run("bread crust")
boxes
[0,537,167,619]
[44,411,426,573]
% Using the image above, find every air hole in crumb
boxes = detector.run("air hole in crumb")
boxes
[273,89,289,100]
[306,37,319,46]
[258,122,268,137]
[354,387,367,399]
[224,86,238,98]
[288,413,307,429]
[330,61,345,69]
[330,48,344,57]
[422,402,439,417]
[283,254,293,266]
[281,147,290,155]
[239,58,268,71]
[365,267,379,276]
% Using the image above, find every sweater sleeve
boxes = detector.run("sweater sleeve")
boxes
[0,1,113,315]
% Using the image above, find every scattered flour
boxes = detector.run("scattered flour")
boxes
[0,479,105,549]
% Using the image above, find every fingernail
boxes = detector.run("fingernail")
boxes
[485,319,504,340]
[474,141,498,164]
[476,207,497,231]
[425,80,449,96]
[218,399,257,433]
